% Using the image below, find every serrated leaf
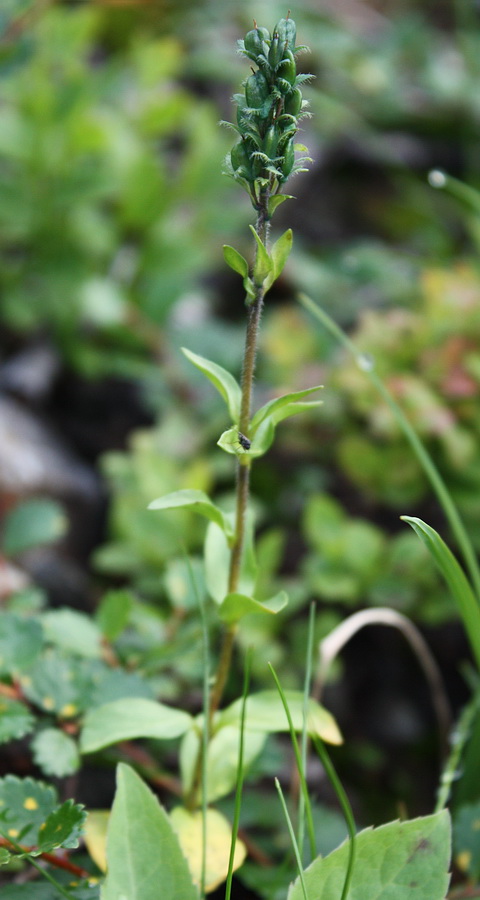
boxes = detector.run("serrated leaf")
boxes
[0,698,34,744]
[80,698,193,754]
[453,801,480,880]
[0,776,57,845]
[36,799,86,853]
[41,608,102,659]
[401,516,480,670]
[32,729,80,778]
[2,499,68,557]
[288,811,451,900]
[249,224,273,285]
[218,590,288,624]
[0,614,43,677]
[268,194,294,217]
[251,385,324,432]
[95,589,134,641]
[170,807,246,892]
[181,347,241,421]
[180,725,266,804]
[223,244,249,278]
[101,764,199,900]
[20,653,87,717]
[148,489,234,541]
[264,228,293,291]
[0,847,11,864]
[218,691,342,745]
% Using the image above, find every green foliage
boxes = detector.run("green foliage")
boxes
[31,729,80,779]
[101,764,198,900]
[80,698,194,754]
[453,801,480,881]
[2,499,68,557]
[0,775,85,853]
[288,811,451,900]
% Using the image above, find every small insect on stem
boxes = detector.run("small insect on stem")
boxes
[237,432,251,451]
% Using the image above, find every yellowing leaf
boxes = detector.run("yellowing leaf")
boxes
[84,810,109,872]
[170,807,246,893]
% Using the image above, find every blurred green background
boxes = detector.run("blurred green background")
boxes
[1,0,480,842]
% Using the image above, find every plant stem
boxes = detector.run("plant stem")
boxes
[209,189,270,723]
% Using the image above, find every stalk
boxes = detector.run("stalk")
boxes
[209,190,270,722]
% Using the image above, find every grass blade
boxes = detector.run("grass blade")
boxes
[402,517,480,672]
[268,663,316,861]
[311,736,356,900]
[225,648,252,900]
[298,603,316,863]
[275,778,310,900]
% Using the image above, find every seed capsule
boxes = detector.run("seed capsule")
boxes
[245,71,270,109]
[274,16,296,49]
[244,27,269,60]
[262,126,278,160]
[268,33,284,70]
[278,49,296,86]
[284,86,302,116]
[281,139,295,177]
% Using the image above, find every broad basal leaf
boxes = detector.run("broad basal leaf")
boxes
[181,347,241,422]
[170,807,246,892]
[101,764,198,900]
[80,698,193,754]
[180,724,266,804]
[148,490,234,542]
[41,608,103,659]
[218,691,342,745]
[288,811,451,900]
[0,698,34,744]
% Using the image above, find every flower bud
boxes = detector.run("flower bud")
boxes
[262,126,278,160]
[244,27,269,61]
[281,139,295,178]
[278,49,296,86]
[268,34,284,70]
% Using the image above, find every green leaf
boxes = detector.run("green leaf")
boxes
[288,811,451,900]
[20,654,87,717]
[41,608,103,659]
[181,347,241,421]
[251,385,323,432]
[218,591,288,624]
[148,489,234,542]
[0,614,43,677]
[80,698,193,754]
[36,799,86,853]
[401,517,480,670]
[0,847,11,865]
[204,515,257,604]
[249,224,273,285]
[218,691,342,745]
[180,725,266,804]
[264,228,293,291]
[0,698,34,744]
[95,589,134,641]
[2,499,68,557]
[0,776,57,845]
[453,801,480,880]
[223,244,249,278]
[268,194,294,218]
[101,764,199,900]
[0,886,98,900]
[31,728,80,778]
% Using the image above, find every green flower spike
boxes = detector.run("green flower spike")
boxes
[223,13,313,213]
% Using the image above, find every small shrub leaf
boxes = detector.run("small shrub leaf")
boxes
[251,385,323,432]
[249,224,273,285]
[218,691,342,745]
[0,698,34,744]
[0,614,43,677]
[40,608,103,659]
[36,799,86,853]
[80,698,193,753]
[31,729,80,778]
[0,775,57,845]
